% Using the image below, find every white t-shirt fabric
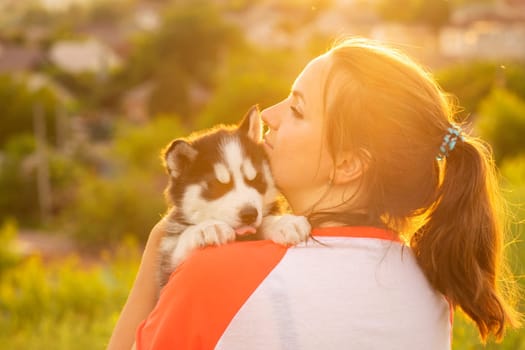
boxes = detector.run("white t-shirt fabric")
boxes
[137,226,452,350]
[216,236,451,350]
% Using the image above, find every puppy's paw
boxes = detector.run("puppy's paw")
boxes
[261,215,311,245]
[170,220,235,266]
[191,220,236,245]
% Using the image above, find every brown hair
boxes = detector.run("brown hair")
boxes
[320,38,521,341]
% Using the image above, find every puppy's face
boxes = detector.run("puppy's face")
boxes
[163,107,278,231]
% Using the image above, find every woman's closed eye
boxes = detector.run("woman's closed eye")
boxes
[290,105,303,119]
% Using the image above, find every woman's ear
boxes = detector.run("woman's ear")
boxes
[331,149,370,185]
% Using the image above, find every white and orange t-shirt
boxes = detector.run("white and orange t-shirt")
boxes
[136,226,452,349]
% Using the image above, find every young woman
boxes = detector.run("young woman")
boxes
[108,38,521,350]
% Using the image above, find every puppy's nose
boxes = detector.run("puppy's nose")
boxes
[239,206,258,225]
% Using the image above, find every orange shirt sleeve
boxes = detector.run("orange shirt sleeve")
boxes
[136,240,287,350]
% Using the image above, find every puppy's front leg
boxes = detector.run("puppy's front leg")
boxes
[260,215,311,245]
[170,220,235,268]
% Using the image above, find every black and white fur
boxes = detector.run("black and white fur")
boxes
[159,106,310,287]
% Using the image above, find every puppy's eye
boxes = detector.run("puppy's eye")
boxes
[202,178,233,200]
[245,173,267,194]
[210,179,232,191]
[246,173,260,185]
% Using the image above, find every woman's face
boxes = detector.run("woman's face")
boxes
[261,55,334,212]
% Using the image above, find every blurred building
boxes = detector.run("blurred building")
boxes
[370,24,440,65]
[0,44,45,73]
[121,81,155,124]
[49,38,123,74]
[440,0,525,61]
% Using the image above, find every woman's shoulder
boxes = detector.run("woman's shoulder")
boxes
[164,240,288,293]
[183,239,287,269]
[147,240,289,349]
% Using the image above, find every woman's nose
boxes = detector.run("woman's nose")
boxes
[261,101,283,131]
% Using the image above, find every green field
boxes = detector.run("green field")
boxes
[0,213,523,349]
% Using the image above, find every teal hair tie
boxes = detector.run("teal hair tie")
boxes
[436,126,464,161]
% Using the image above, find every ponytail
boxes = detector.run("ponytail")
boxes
[411,137,521,341]
[323,38,520,341]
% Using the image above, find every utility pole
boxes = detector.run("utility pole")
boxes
[55,103,68,153]
[33,103,52,223]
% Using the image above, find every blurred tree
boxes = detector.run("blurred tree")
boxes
[376,0,451,29]
[0,134,39,224]
[0,133,83,226]
[0,219,20,274]
[500,155,525,187]
[376,0,419,23]
[196,48,307,128]
[46,67,113,111]
[59,171,165,247]
[58,116,187,247]
[503,64,525,100]
[0,75,60,149]
[476,88,525,163]
[437,62,525,121]
[121,1,242,124]
[87,0,132,23]
[21,2,54,27]
[112,115,188,171]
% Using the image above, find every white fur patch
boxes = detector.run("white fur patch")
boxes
[170,220,236,267]
[182,185,206,223]
[260,214,311,244]
[221,138,244,180]
[214,163,231,184]
[242,159,256,181]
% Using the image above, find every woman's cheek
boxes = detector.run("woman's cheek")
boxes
[271,157,286,183]
[270,157,292,189]
[276,161,304,190]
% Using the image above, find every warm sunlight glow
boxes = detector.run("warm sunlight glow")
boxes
[39,0,91,10]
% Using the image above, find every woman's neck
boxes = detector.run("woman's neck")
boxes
[284,182,367,218]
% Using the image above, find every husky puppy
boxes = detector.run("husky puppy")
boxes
[159,106,310,287]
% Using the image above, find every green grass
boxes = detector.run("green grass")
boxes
[453,311,525,349]
[0,216,523,350]
[0,232,140,350]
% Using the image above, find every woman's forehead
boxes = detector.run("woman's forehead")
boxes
[292,54,330,99]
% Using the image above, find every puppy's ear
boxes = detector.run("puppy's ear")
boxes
[238,105,261,143]
[162,139,198,178]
